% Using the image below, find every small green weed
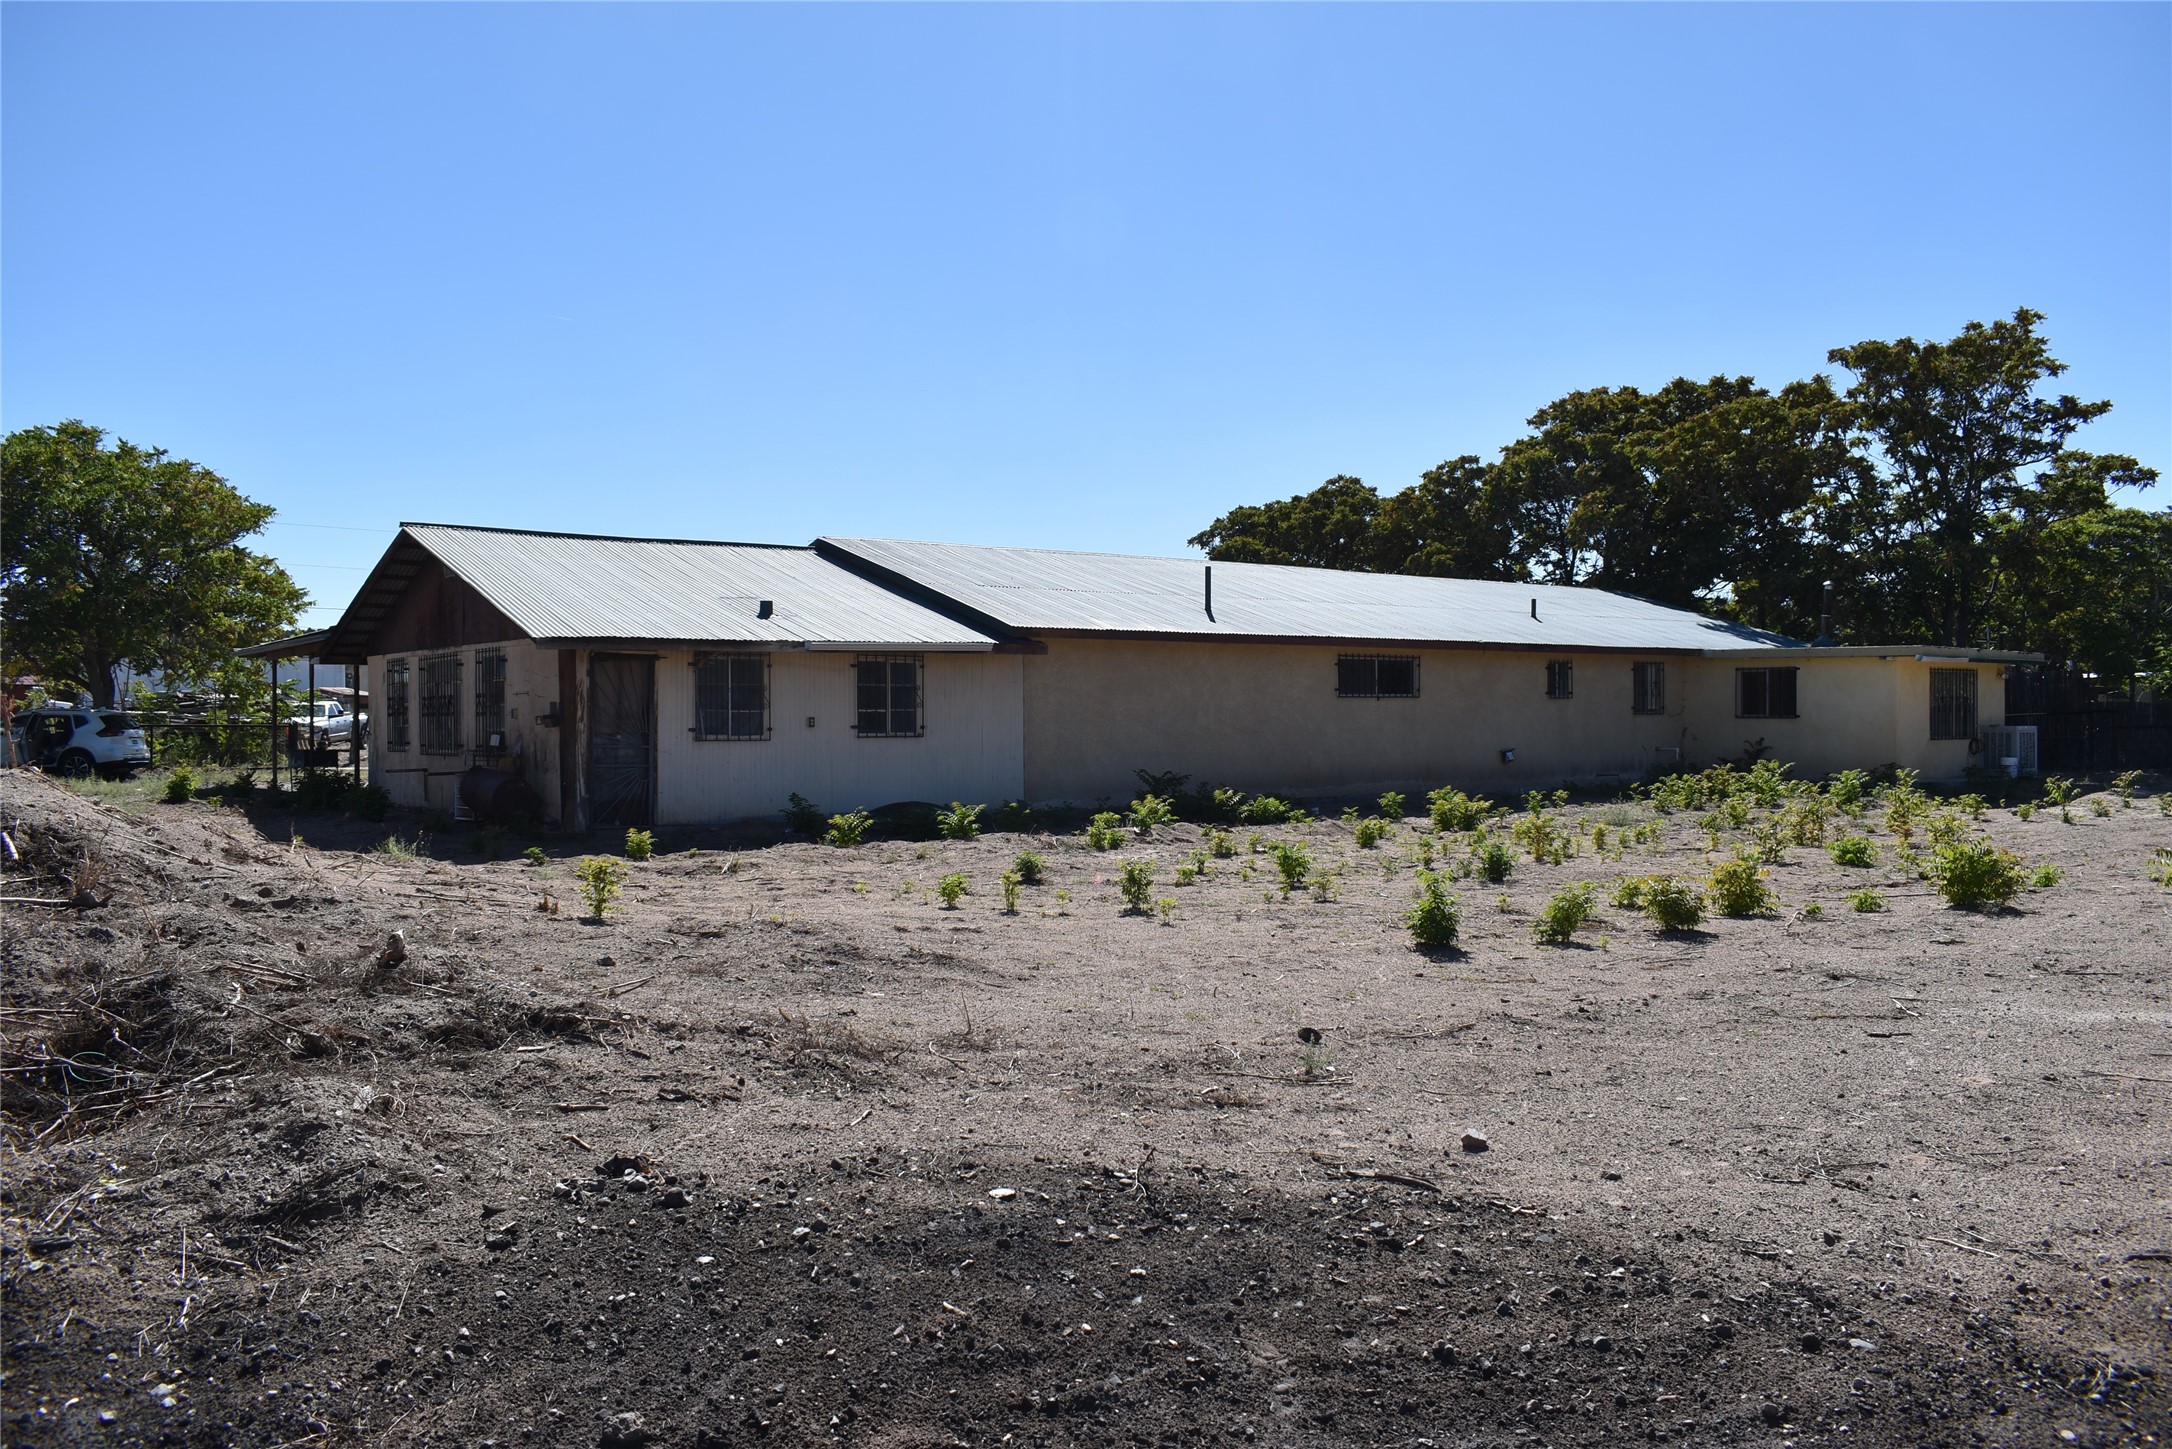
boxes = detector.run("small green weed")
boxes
[1012,850,1047,884]
[1128,794,1176,831]
[825,811,874,847]
[1847,887,1886,913]
[1426,787,1492,832]
[936,802,984,840]
[1000,870,1022,913]
[522,845,547,866]
[1474,839,1515,884]
[1156,896,1176,926]
[1829,836,1877,867]
[1933,839,2022,910]
[1377,791,1406,820]
[2027,863,2063,889]
[936,872,969,909]
[1086,812,1126,850]
[624,828,654,861]
[1641,876,1705,932]
[162,767,198,804]
[1707,855,1776,917]
[1354,817,1390,849]
[782,792,825,836]
[1204,828,1236,858]
[1269,840,1311,896]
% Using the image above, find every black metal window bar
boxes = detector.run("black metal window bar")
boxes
[694,653,771,741]
[855,655,924,737]
[384,660,411,751]
[1632,662,1666,715]
[473,648,507,757]
[1336,654,1419,699]
[419,654,462,754]
[1545,659,1573,699]
[1930,668,1977,740]
[1735,666,1799,719]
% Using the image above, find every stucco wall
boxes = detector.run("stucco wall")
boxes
[1019,640,2008,803]
[649,649,1024,825]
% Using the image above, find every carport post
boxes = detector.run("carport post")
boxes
[350,665,362,785]
[307,656,317,768]
[268,659,279,793]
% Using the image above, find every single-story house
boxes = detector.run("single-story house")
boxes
[316,523,2033,827]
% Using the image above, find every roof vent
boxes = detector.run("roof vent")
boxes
[757,600,774,620]
[1529,598,1539,621]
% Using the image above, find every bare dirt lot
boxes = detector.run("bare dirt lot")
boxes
[3,769,2167,1449]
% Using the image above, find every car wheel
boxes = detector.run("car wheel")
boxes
[56,749,95,779]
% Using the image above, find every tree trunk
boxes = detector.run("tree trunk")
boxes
[81,654,121,710]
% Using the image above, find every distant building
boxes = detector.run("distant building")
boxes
[317,523,2032,828]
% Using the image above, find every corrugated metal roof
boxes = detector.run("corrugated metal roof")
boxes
[377,525,997,650]
[820,537,1800,652]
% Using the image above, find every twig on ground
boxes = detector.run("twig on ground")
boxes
[1311,1153,1442,1193]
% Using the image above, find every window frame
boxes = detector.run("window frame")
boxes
[1929,667,1978,741]
[418,654,462,755]
[1545,659,1574,700]
[854,654,925,739]
[1631,661,1666,716]
[693,652,772,742]
[384,659,411,752]
[473,647,507,751]
[1335,654,1420,700]
[1734,666,1799,720]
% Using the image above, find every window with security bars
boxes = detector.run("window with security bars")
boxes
[1735,666,1799,719]
[384,660,411,751]
[1336,655,1418,698]
[694,654,770,740]
[419,655,461,753]
[856,656,923,738]
[473,648,507,749]
[1930,668,1977,740]
[1632,662,1666,715]
[1545,660,1573,699]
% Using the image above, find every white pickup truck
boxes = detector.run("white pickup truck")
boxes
[287,700,363,749]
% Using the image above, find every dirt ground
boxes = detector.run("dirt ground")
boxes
[2,768,2166,1449]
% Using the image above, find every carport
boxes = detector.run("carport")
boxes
[234,630,363,793]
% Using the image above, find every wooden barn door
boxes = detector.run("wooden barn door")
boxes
[587,654,655,829]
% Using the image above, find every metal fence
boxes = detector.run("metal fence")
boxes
[2004,667,2172,774]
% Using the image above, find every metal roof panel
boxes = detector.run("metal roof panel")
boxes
[819,537,1800,652]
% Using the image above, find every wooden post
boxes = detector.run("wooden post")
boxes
[267,659,279,794]
[350,664,362,785]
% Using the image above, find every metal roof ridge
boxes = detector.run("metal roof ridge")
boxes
[402,521,814,551]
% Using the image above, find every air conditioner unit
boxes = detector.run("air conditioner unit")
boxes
[1981,724,2039,777]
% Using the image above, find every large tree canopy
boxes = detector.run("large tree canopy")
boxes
[2,421,307,708]
[1191,311,2165,670]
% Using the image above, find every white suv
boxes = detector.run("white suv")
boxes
[12,708,153,779]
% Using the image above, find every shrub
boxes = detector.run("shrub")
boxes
[1128,794,1177,832]
[1609,876,1647,910]
[522,845,547,866]
[825,811,874,847]
[1354,817,1390,849]
[1707,855,1776,917]
[2110,769,2141,804]
[1474,839,1515,884]
[1532,882,1597,945]
[1748,821,1788,864]
[1086,812,1126,850]
[2015,801,2037,822]
[1827,769,1868,813]
[1117,859,1154,913]
[1204,827,1236,858]
[1269,840,1312,896]
[999,871,1022,912]
[782,792,825,836]
[997,799,1036,831]
[373,833,427,860]
[2089,797,2112,818]
[624,828,654,861]
[1012,850,1047,884]
[936,802,984,840]
[2028,863,2063,889]
[1404,871,1460,949]
[1156,896,1176,925]
[2043,775,2078,808]
[1800,902,1824,919]
[292,768,351,813]
[1932,839,2022,910]
[1925,811,1969,848]
[1830,836,1877,867]
[1848,887,1887,913]
[2151,848,2172,887]
[936,872,969,908]
[162,766,198,804]
[347,783,391,821]
[1641,876,1705,932]
[1239,795,1308,825]
[574,857,626,918]
[1427,787,1492,832]
[1377,791,1406,820]
[1512,809,1568,864]
[1174,864,1198,886]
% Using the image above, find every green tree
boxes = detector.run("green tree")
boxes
[1985,451,2166,679]
[1186,475,1394,572]
[2,421,307,707]
[1828,308,2114,648]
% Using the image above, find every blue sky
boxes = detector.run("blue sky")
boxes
[5,2,2167,631]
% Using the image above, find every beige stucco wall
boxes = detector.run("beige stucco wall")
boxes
[1019,640,2008,803]
[648,648,1024,826]
[368,639,562,819]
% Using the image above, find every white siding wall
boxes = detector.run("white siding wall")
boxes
[368,640,563,818]
[652,649,1024,825]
